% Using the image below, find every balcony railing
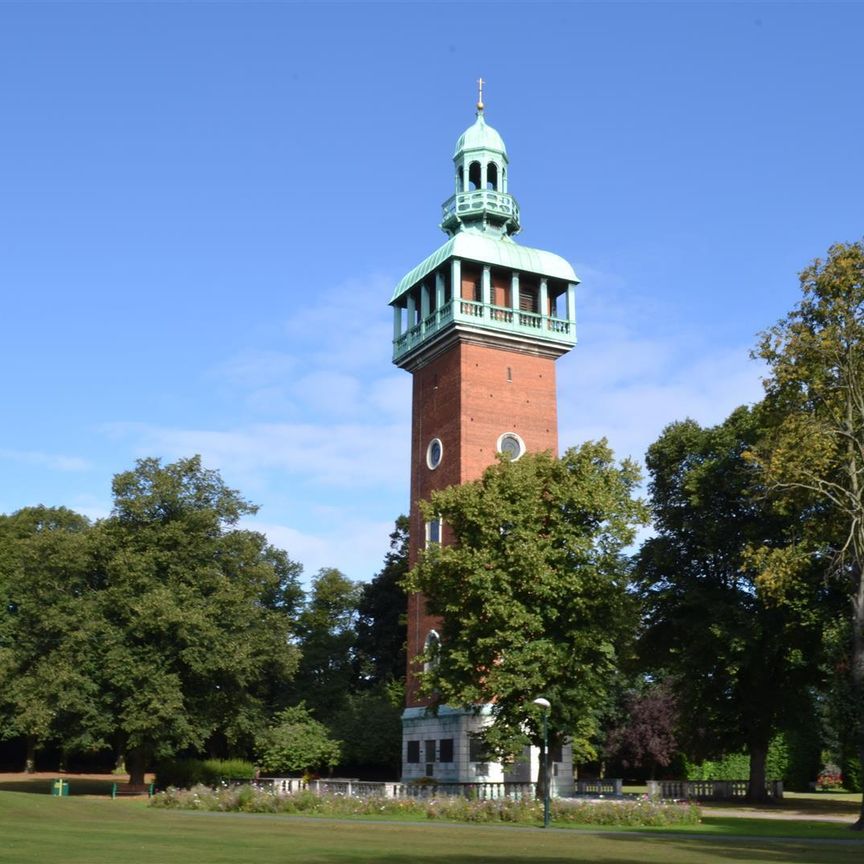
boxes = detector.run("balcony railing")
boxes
[394,297,574,361]
[441,190,520,228]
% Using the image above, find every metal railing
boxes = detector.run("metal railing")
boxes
[441,190,520,224]
[394,298,573,361]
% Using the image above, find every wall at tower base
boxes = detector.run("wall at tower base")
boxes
[401,704,574,795]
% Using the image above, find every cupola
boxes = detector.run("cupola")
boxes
[441,80,520,237]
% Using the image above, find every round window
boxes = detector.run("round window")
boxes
[497,432,525,461]
[426,438,443,470]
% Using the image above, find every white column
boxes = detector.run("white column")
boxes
[511,272,520,311]
[435,271,445,310]
[393,304,402,340]
[420,282,430,320]
[482,265,491,307]
[407,292,416,329]
[452,258,462,299]
[539,278,548,318]
[567,283,577,324]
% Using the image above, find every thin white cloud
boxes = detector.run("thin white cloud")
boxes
[210,274,407,424]
[102,419,410,492]
[280,274,395,372]
[245,516,397,583]
[0,448,91,472]
[98,265,768,581]
[213,349,299,388]
[559,271,766,468]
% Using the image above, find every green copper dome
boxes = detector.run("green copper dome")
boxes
[453,110,507,158]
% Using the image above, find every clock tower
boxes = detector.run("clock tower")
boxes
[390,88,578,788]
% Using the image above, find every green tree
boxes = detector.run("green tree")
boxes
[323,517,407,777]
[291,567,360,719]
[0,507,103,771]
[752,240,864,826]
[256,703,341,776]
[404,443,647,774]
[328,682,404,775]
[89,456,301,783]
[354,515,408,687]
[636,408,826,801]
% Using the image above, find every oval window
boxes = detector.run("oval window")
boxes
[426,438,443,470]
[497,432,525,461]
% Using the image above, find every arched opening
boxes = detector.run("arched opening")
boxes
[468,161,481,191]
[486,162,498,191]
[424,630,440,672]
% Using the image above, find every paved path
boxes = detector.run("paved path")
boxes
[702,806,855,824]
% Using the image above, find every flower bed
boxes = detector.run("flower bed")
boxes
[150,785,701,827]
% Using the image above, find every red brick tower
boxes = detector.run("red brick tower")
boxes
[390,90,578,784]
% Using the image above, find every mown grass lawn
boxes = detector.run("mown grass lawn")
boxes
[1,791,863,864]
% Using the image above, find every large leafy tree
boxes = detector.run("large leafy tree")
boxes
[290,567,360,720]
[0,507,103,771]
[88,456,302,783]
[752,240,864,826]
[404,442,646,770]
[325,516,408,776]
[354,515,408,687]
[328,684,404,776]
[636,407,826,801]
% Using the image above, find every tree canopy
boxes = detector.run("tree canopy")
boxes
[354,515,408,687]
[0,507,100,769]
[290,567,360,721]
[635,407,827,800]
[97,457,303,782]
[752,240,864,826]
[404,442,647,763]
[0,458,303,782]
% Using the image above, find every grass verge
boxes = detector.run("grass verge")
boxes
[0,790,863,864]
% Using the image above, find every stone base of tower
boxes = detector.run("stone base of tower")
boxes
[401,705,574,795]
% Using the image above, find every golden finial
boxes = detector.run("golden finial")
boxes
[477,77,485,112]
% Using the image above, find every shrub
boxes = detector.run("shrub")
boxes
[685,752,750,781]
[553,797,700,827]
[256,704,341,775]
[150,785,701,827]
[154,758,255,789]
[816,763,844,791]
[840,754,862,793]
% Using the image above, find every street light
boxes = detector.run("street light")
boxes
[532,697,551,828]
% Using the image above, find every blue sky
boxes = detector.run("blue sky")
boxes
[2,1,862,584]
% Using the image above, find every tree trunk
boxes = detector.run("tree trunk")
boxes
[24,736,36,773]
[854,736,864,832]
[125,747,148,786]
[535,741,547,801]
[851,584,864,831]
[746,740,769,803]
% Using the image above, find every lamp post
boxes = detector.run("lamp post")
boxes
[532,697,551,828]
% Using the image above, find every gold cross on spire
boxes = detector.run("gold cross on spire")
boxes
[477,77,484,111]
